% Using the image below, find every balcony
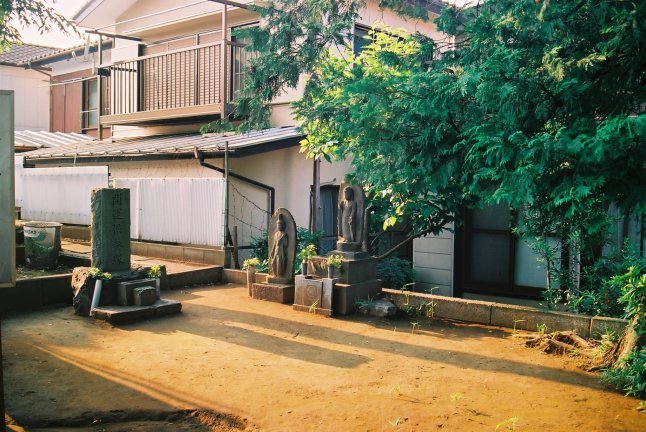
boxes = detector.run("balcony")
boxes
[100,41,248,126]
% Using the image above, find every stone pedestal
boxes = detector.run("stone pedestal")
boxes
[333,279,382,316]
[251,282,294,304]
[91,188,131,272]
[293,275,333,316]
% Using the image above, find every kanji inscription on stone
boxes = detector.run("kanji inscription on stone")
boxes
[91,188,131,272]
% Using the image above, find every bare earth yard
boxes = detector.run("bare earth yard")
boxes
[2,284,644,431]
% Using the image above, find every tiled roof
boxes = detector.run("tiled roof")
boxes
[22,126,303,162]
[0,43,58,65]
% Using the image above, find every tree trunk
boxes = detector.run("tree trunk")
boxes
[605,317,645,369]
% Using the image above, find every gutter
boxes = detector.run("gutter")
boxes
[194,147,275,216]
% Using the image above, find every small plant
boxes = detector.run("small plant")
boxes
[450,392,464,402]
[89,267,112,281]
[297,244,317,262]
[326,254,343,269]
[308,299,319,313]
[355,296,375,314]
[536,323,548,335]
[495,416,519,431]
[512,319,526,333]
[243,257,260,270]
[410,321,420,334]
[147,265,162,278]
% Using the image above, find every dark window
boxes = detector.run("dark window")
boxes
[82,78,98,130]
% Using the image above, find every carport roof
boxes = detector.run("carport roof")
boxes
[22,126,304,164]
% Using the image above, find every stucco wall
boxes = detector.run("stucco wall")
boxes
[0,65,50,131]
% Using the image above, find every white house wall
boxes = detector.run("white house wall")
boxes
[0,65,50,131]
[413,224,454,297]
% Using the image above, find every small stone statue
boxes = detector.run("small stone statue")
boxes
[338,186,357,243]
[269,214,289,278]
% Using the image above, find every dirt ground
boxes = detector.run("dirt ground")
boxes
[2,284,644,431]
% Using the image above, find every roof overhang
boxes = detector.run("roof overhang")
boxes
[22,126,304,166]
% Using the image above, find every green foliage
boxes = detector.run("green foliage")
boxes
[326,254,343,269]
[602,266,646,397]
[242,257,260,270]
[377,256,414,290]
[0,0,76,50]
[89,267,112,281]
[297,243,318,261]
[249,230,269,272]
[147,265,162,278]
[249,227,321,273]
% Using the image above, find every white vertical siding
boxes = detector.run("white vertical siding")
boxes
[15,164,109,224]
[114,177,225,247]
[413,223,454,297]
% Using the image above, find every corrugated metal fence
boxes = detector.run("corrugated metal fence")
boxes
[15,164,109,224]
[114,177,225,247]
[15,165,225,247]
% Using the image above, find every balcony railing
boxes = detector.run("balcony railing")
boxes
[101,42,228,125]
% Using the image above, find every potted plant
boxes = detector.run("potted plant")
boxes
[326,254,343,279]
[243,257,260,295]
[297,244,317,277]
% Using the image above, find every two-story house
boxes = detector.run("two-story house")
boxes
[20,0,443,259]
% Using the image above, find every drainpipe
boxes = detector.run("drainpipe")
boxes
[224,140,229,246]
[194,147,275,216]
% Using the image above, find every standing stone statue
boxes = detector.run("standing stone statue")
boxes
[336,183,365,251]
[338,186,357,243]
[269,214,288,278]
[267,208,297,284]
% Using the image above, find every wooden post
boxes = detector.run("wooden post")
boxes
[312,158,321,233]
[232,226,240,269]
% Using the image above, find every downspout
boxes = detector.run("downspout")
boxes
[194,147,275,216]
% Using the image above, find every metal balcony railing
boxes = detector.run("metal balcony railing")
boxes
[106,42,224,117]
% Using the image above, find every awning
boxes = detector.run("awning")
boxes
[22,126,304,165]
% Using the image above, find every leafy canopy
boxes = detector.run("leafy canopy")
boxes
[225,1,645,239]
[0,0,75,51]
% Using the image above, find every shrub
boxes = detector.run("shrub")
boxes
[377,256,414,290]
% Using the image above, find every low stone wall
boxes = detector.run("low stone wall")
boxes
[222,268,268,285]
[383,288,628,338]
[1,273,73,314]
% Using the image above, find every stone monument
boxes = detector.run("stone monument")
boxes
[91,188,131,272]
[252,208,297,303]
[71,188,181,322]
[300,183,381,315]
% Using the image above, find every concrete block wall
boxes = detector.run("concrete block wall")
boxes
[384,288,628,339]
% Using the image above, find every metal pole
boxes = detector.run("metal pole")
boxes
[223,141,229,248]
[97,37,103,140]
[221,3,228,118]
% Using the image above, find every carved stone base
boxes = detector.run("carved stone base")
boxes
[308,255,378,285]
[267,276,291,284]
[293,275,333,316]
[333,279,382,316]
[251,282,294,304]
[336,241,361,252]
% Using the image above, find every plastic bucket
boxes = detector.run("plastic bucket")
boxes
[23,221,62,269]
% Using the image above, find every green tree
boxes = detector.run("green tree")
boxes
[0,0,75,51]
[232,0,645,394]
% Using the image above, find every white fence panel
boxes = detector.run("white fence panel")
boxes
[114,177,225,247]
[15,164,109,224]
